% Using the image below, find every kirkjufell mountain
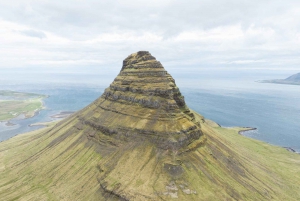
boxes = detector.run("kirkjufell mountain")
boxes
[85,51,203,150]
[0,51,300,201]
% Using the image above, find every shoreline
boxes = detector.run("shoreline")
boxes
[238,127,258,135]
[257,80,300,86]
[0,110,71,142]
[203,118,299,154]
[5,121,16,127]
[2,110,42,127]
[237,126,299,154]
[29,120,60,127]
[284,147,297,153]
[0,95,48,126]
[50,111,74,119]
[1,110,73,129]
[202,118,300,154]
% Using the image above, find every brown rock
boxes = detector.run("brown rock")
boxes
[80,51,203,149]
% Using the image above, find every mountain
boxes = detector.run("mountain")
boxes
[285,73,300,82]
[0,51,300,201]
[260,72,300,85]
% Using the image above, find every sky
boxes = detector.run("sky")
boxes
[0,0,300,71]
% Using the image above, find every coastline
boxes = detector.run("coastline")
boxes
[237,126,299,154]
[29,120,60,127]
[0,110,71,142]
[29,111,74,127]
[204,118,299,154]
[284,147,297,153]
[238,127,258,135]
[1,110,42,128]
[257,80,300,86]
[50,111,74,118]
[5,121,16,127]
[0,95,48,125]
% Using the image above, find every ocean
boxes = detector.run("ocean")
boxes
[0,67,299,152]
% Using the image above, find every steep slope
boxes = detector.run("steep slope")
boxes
[0,52,300,201]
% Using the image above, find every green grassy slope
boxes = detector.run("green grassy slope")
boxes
[0,117,103,201]
[0,111,299,200]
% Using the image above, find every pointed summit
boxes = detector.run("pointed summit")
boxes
[78,51,202,149]
[121,51,158,71]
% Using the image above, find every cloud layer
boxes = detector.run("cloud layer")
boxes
[0,0,300,70]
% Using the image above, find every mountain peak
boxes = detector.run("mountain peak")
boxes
[121,51,160,71]
[82,51,203,150]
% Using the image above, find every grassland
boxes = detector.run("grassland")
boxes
[0,90,47,121]
[0,111,299,200]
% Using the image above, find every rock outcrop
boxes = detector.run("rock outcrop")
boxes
[78,51,202,150]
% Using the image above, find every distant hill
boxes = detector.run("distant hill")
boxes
[285,73,300,82]
[260,72,300,85]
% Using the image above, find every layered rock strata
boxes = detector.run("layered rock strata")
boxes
[78,51,202,149]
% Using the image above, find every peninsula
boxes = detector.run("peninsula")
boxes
[260,72,300,85]
[0,90,47,122]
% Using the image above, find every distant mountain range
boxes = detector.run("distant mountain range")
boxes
[260,72,300,85]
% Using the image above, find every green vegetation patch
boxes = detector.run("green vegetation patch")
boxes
[0,90,47,121]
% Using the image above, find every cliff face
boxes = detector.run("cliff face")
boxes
[78,51,202,150]
[0,52,300,201]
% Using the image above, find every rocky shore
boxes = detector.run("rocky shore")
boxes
[238,127,257,135]
[50,111,74,118]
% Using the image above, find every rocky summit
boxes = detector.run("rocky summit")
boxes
[80,51,202,150]
[0,51,300,201]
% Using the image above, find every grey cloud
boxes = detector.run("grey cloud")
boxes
[2,0,298,39]
[18,29,47,39]
[0,0,299,70]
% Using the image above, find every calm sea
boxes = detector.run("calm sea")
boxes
[0,68,299,152]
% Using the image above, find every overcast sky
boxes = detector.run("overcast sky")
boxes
[1,0,300,71]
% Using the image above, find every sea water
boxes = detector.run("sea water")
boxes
[0,68,299,152]
[0,85,104,141]
[175,69,300,152]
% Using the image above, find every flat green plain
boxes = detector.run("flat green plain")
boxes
[0,90,46,121]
